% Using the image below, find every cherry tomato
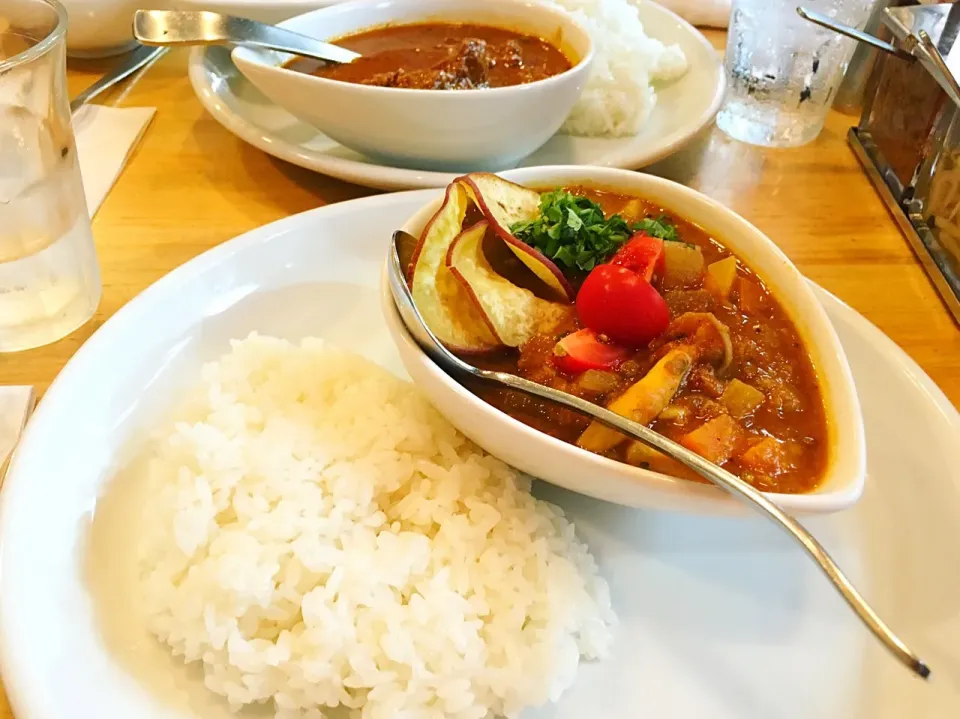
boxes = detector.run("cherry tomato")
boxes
[576,264,670,346]
[553,329,630,374]
[611,232,665,282]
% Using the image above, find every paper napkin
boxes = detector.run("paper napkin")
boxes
[0,386,35,487]
[72,103,156,217]
[658,0,732,28]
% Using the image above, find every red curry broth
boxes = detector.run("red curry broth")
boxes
[287,22,571,90]
[467,188,829,494]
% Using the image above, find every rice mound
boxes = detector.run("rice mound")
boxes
[550,0,689,137]
[138,334,615,718]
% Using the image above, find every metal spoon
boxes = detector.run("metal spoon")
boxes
[132,9,360,65]
[388,229,931,680]
[70,45,166,114]
[795,7,960,113]
[796,6,914,61]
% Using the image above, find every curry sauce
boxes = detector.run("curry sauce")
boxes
[468,188,829,495]
[286,22,572,90]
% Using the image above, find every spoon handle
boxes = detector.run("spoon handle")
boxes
[795,6,914,61]
[132,10,360,65]
[487,369,930,680]
[228,16,361,64]
[69,45,166,114]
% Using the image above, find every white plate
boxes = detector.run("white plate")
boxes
[172,0,340,24]
[187,1,724,190]
[1,191,959,718]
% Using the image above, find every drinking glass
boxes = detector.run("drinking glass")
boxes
[716,0,875,147]
[0,0,101,352]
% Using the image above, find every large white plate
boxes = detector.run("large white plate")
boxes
[187,1,724,190]
[1,191,959,718]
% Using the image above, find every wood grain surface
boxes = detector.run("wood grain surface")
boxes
[0,32,958,717]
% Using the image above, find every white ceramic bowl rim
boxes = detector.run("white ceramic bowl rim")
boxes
[258,0,596,97]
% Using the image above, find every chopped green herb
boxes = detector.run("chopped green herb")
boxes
[510,191,633,272]
[510,191,682,272]
[635,215,679,242]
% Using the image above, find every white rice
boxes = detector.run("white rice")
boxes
[137,334,615,718]
[551,0,689,137]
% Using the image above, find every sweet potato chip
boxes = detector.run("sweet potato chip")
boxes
[447,220,574,347]
[409,183,500,352]
[460,173,541,227]
[460,173,575,301]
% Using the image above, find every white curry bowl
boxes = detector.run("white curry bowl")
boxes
[383,166,867,515]
[231,0,593,172]
[61,0,140,57]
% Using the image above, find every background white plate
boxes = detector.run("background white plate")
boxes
[173,0,340,24]
[187,1,724,190]
[1,191,959,718]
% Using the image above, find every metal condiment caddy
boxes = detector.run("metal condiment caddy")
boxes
[806,3,960,323]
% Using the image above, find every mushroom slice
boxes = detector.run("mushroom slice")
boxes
[577,346,696,454]
[664,312,734,372]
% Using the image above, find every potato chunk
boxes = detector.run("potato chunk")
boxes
[704,256,737,303]
[720,379,765,419]
[662,242,705,289]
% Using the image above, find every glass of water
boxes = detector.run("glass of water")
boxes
[0,0,100,352]
[716,0,874,147]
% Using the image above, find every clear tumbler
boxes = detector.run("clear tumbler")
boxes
[0,0,101,351]
[716,0,875,147]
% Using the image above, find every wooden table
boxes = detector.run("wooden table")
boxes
[1,37,959,717]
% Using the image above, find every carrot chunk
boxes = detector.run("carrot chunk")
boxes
[737,277,766,316]
[680,414,742,464]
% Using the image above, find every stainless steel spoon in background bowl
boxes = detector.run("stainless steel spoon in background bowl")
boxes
[132,9,360,64]
[387,227,931,681]
[70,44,166,113]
